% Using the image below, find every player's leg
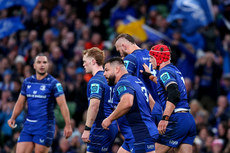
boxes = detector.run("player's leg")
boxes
[32,133,54,153]
[33,120,56,153]
[16,142,34,153]
[87,124,118,153]
[16,129,35,153]
[145,135,158,153]
[175,114,196,153]
[174,144,192,153]
[155,143,171,153]
[146,150,155,153]
[118,141,131,153]
[34,143,49,153]
[117,146,131,153]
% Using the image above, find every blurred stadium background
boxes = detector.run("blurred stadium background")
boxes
[0,0,230,153]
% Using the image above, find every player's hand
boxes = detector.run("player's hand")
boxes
[140,63,151,74]
[101,118,111,130]
[63,124,72,139]
[142,63,151,73]
[81,130,91,143]
[158,120,168,135]
[140,64,152,78]
[8,118,16,128]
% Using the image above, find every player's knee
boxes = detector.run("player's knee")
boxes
[34,144,49,153]
[177,143,193,153]
[117,146,130,153]
[16,142,34,153]
[155,143,171,153]
[146,151,155,153]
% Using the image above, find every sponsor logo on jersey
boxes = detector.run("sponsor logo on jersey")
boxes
[101,147,108,152]
[160,72,170,83]
[40,85,46,91]
[91,83,100,93]
[40,139,45,143]
[135,78,143,84]
[142,57,150,60]
[176,71,181,75]
[147,144,155,149]
[27,90,47,98]
[27,94,46,98]
[169,140,178,145]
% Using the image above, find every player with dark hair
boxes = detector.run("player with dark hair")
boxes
[146,44,196,153]
[102,57,159,153]
[82,47,118,153]
[8,54,72,153]
[114,33,162,126]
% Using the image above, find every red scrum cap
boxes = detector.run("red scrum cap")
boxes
[149,44,171,66]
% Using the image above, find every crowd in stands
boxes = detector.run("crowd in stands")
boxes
[0,0,230,152]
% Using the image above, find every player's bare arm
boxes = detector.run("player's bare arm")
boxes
[82,98,100,143]
[8,94,26,128]
[149,94,155,111]
[56,95,72,138]
[102,93,133,130]
[158,83,180,135]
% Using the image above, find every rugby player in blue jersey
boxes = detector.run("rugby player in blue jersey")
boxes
[114,34,162,126]
[102,57,159,153]
[82,47,118,153]
[8,54,72,153]
[146,44,196,153]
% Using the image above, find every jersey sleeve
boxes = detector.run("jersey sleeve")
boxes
[88,80,103,100]
[115,81,135,100]
[159,69,177,88]
[124,54,137,75]
[20,80,27,96]
[53,80,65,97]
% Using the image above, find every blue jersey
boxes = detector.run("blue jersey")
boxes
[156,64,196,147]
[87,71,118,152]
[157,64,190,111]
[21,74,64,121]
[123,49,162,115]
[87,71,114,124]
[113,74,158,143]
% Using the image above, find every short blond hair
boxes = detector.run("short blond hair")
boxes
[83,47,105,66]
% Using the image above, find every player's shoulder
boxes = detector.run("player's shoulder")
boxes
[47,74,59,83]
[159,65,177,82]
[89,74,106,86]
[43,74,61,89]
[127,49,149,60]
[160,64,176,75]
[133,49,149,56]
[124,52,136,61]
[115,75,135,94]
[117,74,133,87]
[132,48,148,53]
[23,75,36,83]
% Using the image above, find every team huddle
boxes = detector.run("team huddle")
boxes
[8,34,196,153]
